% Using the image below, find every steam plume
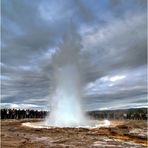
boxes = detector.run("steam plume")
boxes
[45,27,87,127]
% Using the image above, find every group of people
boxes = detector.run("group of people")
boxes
[89,110,147,120]
[1,108,147,120]
[1,108,48,119]
[124,112,147,120]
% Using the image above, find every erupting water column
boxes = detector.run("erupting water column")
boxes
[22,29,111,129]
[45,30,88,127]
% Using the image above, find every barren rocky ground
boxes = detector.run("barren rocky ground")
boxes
[1,119,147,148]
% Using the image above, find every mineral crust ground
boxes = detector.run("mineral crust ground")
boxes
[1,119,147,148]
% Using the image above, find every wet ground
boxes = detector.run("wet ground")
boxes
[1,119,147,148]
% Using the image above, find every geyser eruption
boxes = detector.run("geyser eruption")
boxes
[47,64,87,127]
[22,28,111,129]
[45,29,87,127]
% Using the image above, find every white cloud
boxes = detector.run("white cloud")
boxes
[110,75,126,82]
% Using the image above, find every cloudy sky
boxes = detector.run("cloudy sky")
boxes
[1,0,147,111]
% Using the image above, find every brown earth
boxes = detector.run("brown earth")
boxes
[1,119,147,148]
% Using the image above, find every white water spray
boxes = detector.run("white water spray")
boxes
[45,29,88,127]
[45,64,87,127]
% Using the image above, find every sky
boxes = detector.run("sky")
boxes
[1,0,147,111]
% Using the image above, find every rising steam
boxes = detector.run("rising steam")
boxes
[45,28,88,127]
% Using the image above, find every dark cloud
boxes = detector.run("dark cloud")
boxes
[82,12,147,80]
[1,0,147,110]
